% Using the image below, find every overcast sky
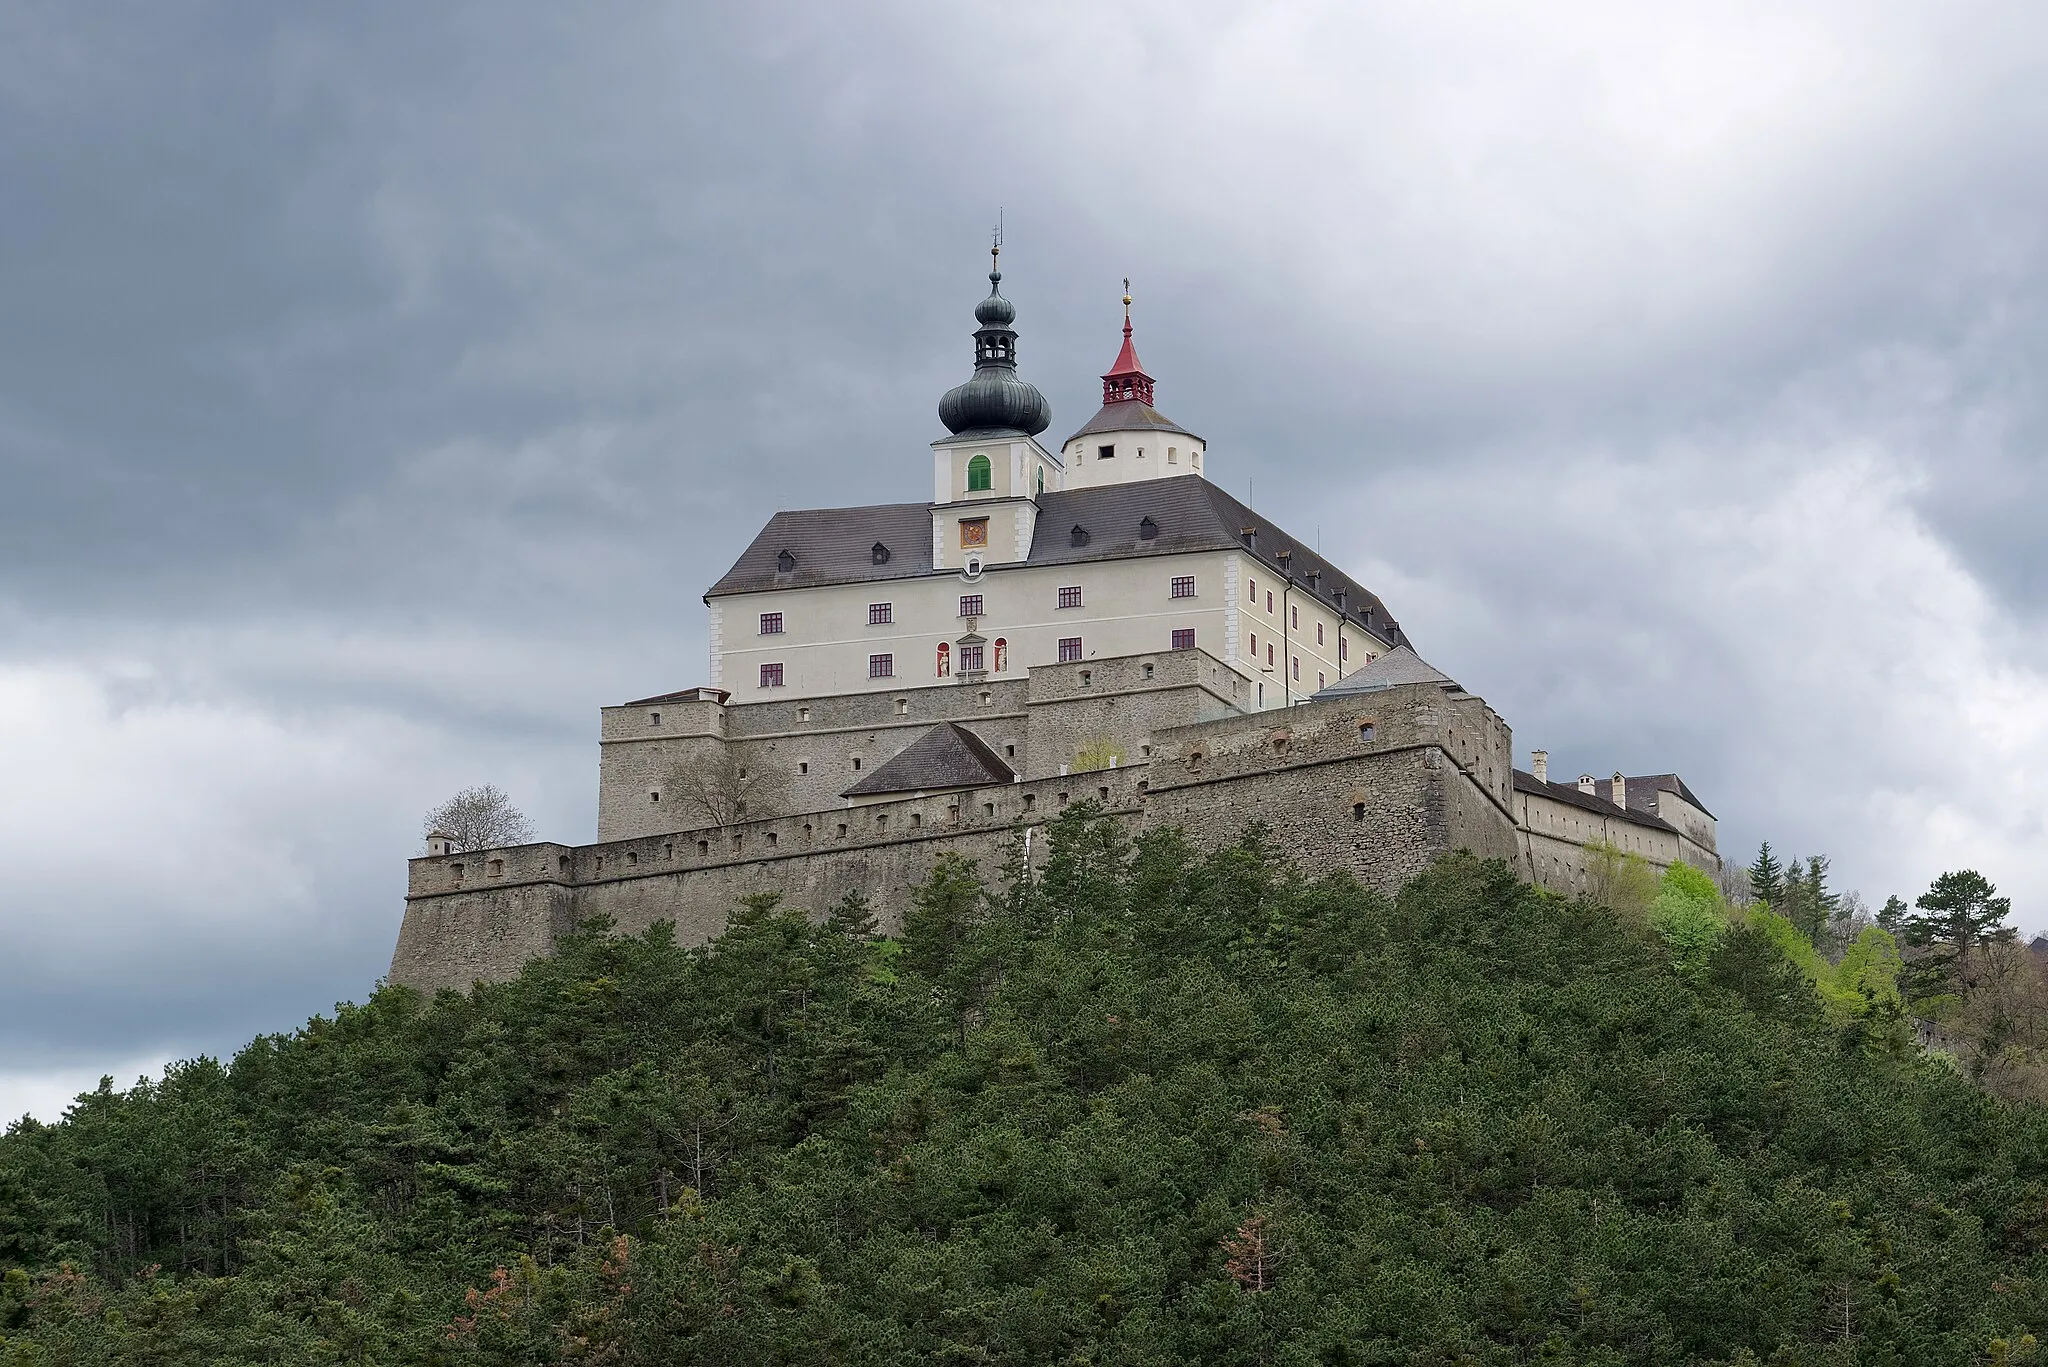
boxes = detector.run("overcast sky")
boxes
[5,1,2048,1122]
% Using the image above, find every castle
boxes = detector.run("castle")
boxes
[388,253,1721,994]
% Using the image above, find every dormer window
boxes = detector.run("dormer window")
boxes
[1138,516,1158,541]
[1070,525,1090,547]
[871,542,890,565]
[775,549,796,573]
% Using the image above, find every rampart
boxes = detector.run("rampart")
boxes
[389,680,1515,995]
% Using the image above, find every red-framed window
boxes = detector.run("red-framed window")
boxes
[1267,643,1275,666]
[868,654,893,679]
[959,594,983,617]
[1316,622,1324,644]
[1058,637,1083,663]
[959,644,984,671]
[869,602,892,625]
[759,663,784,688]
[1248,577,1257,602]
[759,612,783,635]
[1057,585,1082,609]
[1171,575,1196,599]
[1171,628,1195,651]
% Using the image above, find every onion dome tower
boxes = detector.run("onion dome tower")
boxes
[938,243,1053,439]
[1059,279,1205,488]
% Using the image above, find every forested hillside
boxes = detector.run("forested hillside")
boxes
[6,812,2048,1364]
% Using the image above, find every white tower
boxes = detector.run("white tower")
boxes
[1059,280,1206,489]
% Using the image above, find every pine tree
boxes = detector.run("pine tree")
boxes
[1876,895,1909,933]
[1749,842,1786,909]
[1900,870,2015,995]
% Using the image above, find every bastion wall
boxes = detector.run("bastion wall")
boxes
[389,679,1515,996]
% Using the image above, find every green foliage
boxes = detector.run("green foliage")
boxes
[1903,869,2019,1001]
[1070,737,1123,773]
[1748,841,1786,908]
[2,814,2045,1364]
[1583,840,1659,920]
[1647,861,1728,977]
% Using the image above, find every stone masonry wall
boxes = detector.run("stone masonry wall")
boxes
[596,650,1243,841]
[390,678,1516,995]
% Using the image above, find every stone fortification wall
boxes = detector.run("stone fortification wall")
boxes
[596,650,1244,841]
[390,678,1514,996]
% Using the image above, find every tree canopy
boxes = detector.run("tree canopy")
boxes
[5,814,2048,1364]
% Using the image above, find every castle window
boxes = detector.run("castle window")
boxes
[1058,585,1082,609]
[1317,622,1325,645]
[959,594,983,618]
[959,517,988,548]
[869,654,894,679]
[1172,628,1195,651]
[1248,577,1257,602]
[1359,722,1376,741]
[1098,444,1114,460]
[837,823,848,838]
[766,831,777,848]
[1070,525,1090,547]
[1192,452,1200,470]
[959,643,984,671]
[895,697,908,714]
[1292,656,1300,680]
[1354,802,1366,821]
[1058,792,1069,806]
[1005,743,1015,758]
[1142,662,1154,679]
[872,541,891,565]
[1078,668,1092,685]
[1339,638,1349,662]
[562,855,573,873]
[649,711,661,726]
[1171,575,1195,598]
[912,812,923,828]
[1291,605,1298,628]
[1168,447,1177,464]
[798,706,810,722]
[626,852,638,867]
[650,791,659,803]
[1059,637,1083,663]
[450,863,464,883]
[1023,793,1036,810]
[1137,448,1145,459]
[760,612,784,634]
[1138,516,1158,540]
[1267,643,1275,666]
[869,602,893,625]
[759,663,784,688]
[489,859,503,877]
[1266,591,1273,613]
[984,802,996,817]
[798,761,808,774]
[852,757,862,771]
[775,549,795,573]
[966,453,992,491]
[697,840,708,855]
[1318,671,1326,690]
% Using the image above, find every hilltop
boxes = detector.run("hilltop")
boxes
[4,812,2047,1364]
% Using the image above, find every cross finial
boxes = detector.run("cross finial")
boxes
[991,208,1004,271]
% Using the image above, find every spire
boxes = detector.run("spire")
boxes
[1101,276,1155,407]
[938,241,1051,438]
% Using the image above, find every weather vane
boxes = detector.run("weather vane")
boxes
[991,207,1004,269]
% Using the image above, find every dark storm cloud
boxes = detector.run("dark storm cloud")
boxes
[6,0,2048,1118]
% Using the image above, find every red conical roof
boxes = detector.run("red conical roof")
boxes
[1100,283,1155,407]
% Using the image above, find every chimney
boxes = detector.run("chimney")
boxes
[1577,774,1596,795]
[1611,771,1628,811]
[1531,750,1549,784]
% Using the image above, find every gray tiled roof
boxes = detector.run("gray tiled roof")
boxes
[1309,645,1457,698]
[704,477,1404,649]
[843,722,1015,798]
[1597,773,1716,821]
[1062,399,1202,444]
[1513,770,1680,834]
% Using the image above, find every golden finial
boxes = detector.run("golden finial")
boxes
[1122,275,1132,307]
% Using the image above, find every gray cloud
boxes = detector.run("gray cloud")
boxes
[6,0,2048,1118]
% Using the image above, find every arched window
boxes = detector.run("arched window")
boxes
[993,638,1007,673]
[966,454,992,492]
[936,642,951,677]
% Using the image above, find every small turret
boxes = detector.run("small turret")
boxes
[1060,279,1205,488]
[425,830,457,857]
